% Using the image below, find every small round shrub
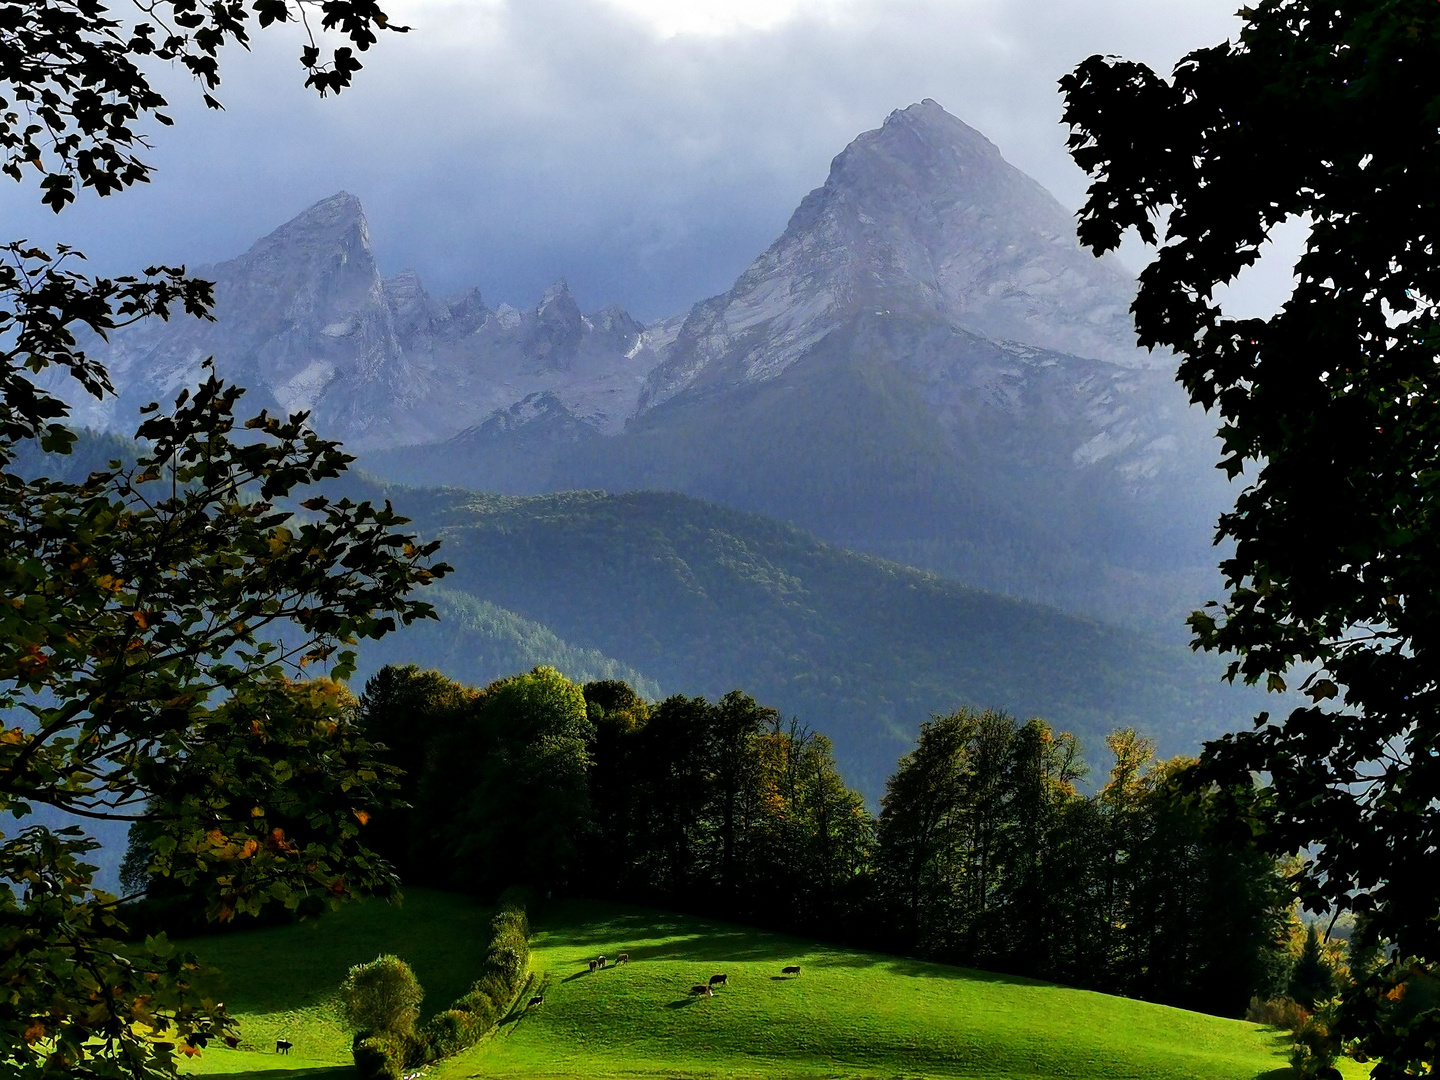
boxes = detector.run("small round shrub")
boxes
[456,986,501,1027]
[352,1032,407,1080]
[339,954,425,1038]
[1289,1011,1340,1079]
[475,970,511,998]
[492,905,530,939]
[489,927,529,964]
[1245,996,1309,1031]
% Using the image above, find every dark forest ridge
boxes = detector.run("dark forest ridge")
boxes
[357,483,1270,796]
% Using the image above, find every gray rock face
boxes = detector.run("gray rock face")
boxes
[640,99,1148,411]
[74,102,1156,458]
[365,100,1222,631]
[68,194,665,450]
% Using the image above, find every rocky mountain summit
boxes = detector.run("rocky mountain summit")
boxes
[76,102,1162,455]
[641,99,1148,411]
[66,192,674,449]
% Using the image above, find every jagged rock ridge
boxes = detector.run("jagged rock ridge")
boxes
[66,193,672,450]
[366,100,1227,631]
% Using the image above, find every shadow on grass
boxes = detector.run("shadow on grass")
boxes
[180,889,495,1022]
[200,1069,353,1080]
[537,900,1054,990]
[664,998,698,1009]
[1253,1071,1292,1080]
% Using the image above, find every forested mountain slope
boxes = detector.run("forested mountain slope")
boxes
[16,431,1261,797]
[430,313,1223,631]
[356,588,661,700]
[369,482,1267,795]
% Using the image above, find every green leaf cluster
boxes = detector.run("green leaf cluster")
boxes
[0,0,406,210]
[1061,3,1440,1070]
[0,5,421,1077]
[0,371,447,1077]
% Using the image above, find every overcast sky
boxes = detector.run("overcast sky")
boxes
[1,0,1287,322]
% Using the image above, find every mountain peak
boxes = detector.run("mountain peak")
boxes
[643,101,1147,406]
[873,98,1001,156]
[251,192,367,247]
[310,189,364,219]
[886,97,969,130]
[827,100,1017,212]
[234,191,376,285]
[538,279,577,313]
[529,279,584,365]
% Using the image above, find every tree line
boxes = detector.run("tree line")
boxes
[354,663,1294,1018]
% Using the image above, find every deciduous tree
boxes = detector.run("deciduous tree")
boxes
[1061,4,1440,1068]
[0,5,429,1078]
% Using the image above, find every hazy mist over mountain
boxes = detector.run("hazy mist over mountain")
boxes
[73,100,1232,636]
[0,1,1290,326]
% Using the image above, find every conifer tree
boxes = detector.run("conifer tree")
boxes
[1290,923,1336,1011]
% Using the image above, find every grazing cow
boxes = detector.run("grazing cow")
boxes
[708,974,727,988]
[597,954,607,968]
[589,959,598,972]
[617,952,630,964]
[275,1039,293,1055]
[528,995,545,1007]
[689,984,713,997]
[782,965,801,976]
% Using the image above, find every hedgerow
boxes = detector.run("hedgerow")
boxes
[350,893,532,1080]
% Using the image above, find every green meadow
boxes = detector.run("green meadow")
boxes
[181,889,1362,1080]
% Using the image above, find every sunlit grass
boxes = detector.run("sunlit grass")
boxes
[179,888,492,1075]
[179,893,1365,1079]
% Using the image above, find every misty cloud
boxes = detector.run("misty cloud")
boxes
[0,0,1249,322]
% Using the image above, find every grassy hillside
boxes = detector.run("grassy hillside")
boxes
[370,486,1271,796]
[180,890,495,1074]
[180,892,1346,1080]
